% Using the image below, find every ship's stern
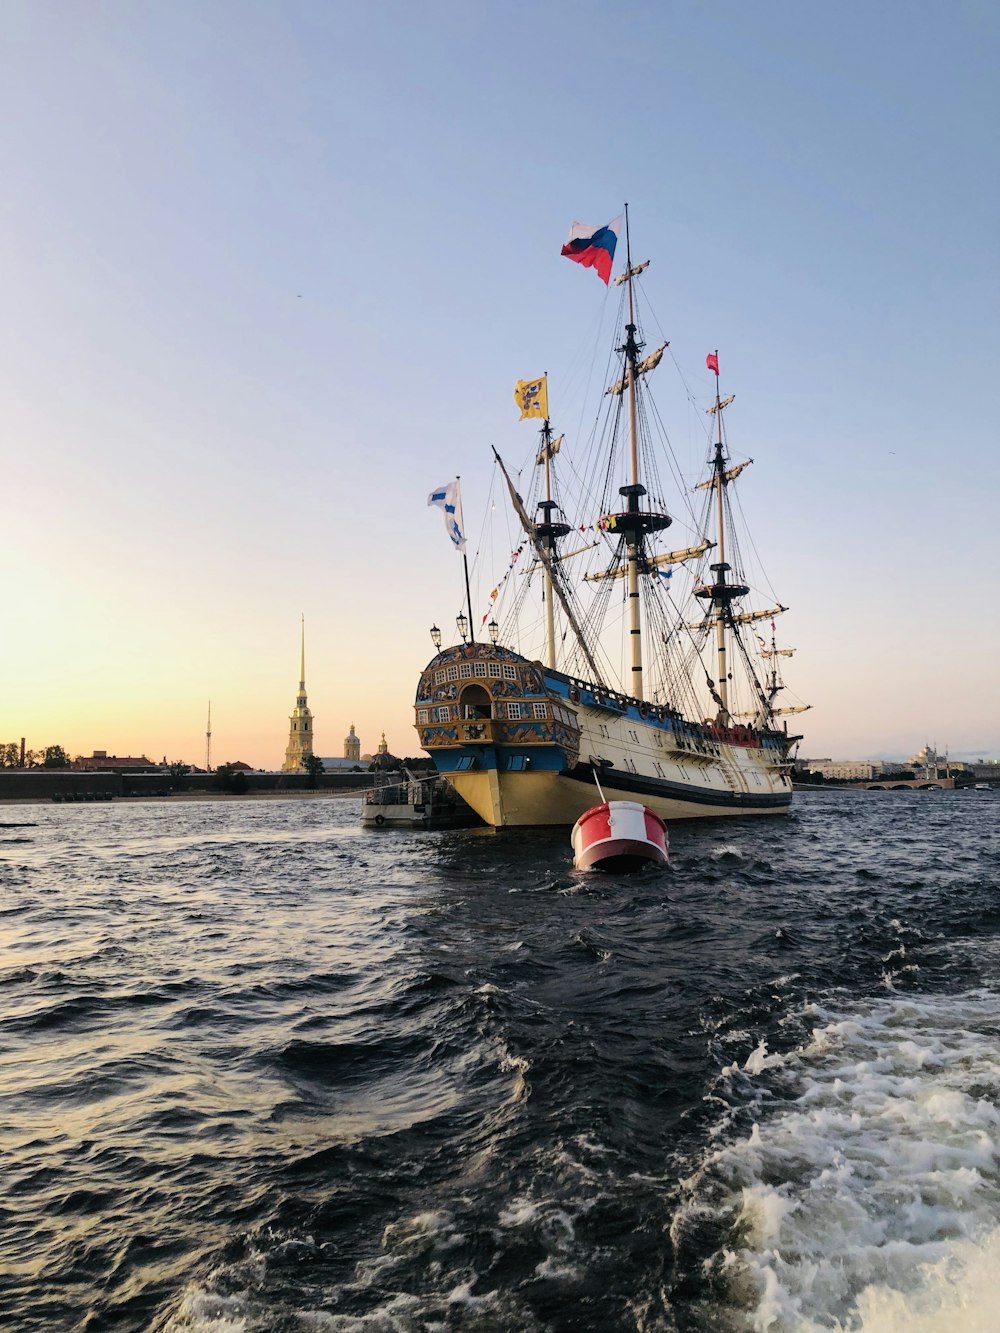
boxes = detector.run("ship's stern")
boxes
[414,643,581,826]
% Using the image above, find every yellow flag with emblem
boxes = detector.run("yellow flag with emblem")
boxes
[514,375,548,421]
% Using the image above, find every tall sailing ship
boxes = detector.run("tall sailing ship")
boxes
[415,215,809,828]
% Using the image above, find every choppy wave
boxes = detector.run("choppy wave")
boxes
[0,789,996,1330]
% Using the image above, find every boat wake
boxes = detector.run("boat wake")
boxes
[675,989,1000,1332]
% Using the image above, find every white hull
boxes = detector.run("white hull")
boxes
[415,645,793,829]
[446,745,790,829]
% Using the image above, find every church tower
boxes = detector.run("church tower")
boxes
[344,724,361,762]
[282,616,314,771]
[377,731,389,756]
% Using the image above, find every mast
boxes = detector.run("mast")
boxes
[535,411,570,669]
[455,475,475,643]
[541,419,557,667]
[695,353,749,724]
[462,551,476,644]
[605,207,674,702]
[623,205,644,699]
[494,448,605,686]
[711,357,730,719]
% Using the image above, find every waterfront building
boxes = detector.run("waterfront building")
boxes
[281,618,314,772]
[907,744,954,779]
[344,724,361,761]
[72,751,159,774]
[806,759,908,781]
[318,724,366,773]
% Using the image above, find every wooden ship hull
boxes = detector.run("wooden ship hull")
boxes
[415,644,792,828]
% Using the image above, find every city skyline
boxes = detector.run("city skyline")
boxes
[2,3,998,769]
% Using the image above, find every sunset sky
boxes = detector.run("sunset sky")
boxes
[2,1,997,768]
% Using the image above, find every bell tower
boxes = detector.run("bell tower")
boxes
[282,616,314,771]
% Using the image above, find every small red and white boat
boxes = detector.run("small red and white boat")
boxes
[571,800,669,873]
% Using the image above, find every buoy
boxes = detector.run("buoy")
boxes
[571,801,669,873]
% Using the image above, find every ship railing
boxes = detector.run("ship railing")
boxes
[365,780,444,806]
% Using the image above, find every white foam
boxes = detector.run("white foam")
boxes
[162,1288,250,1332]
[296,1291,424,1330]
[684,991,1000,1332]
[533,1254,581,1280]
[743,1039,785,1076]
[381,1209,462,1256]
[498,1197,543,1228]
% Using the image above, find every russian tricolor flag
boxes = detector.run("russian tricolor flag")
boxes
[560,216,622,285]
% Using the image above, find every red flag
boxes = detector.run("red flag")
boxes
[706,352,720,375]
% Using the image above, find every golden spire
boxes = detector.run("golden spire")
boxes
[282,616,314,772]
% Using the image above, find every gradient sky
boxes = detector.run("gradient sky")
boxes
[2,1,997,768]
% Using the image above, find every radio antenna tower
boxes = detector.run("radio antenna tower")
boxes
[206,700,212,772]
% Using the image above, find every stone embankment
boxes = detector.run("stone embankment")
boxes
[0,770,375,803]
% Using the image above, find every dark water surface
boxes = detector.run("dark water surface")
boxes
[1,791,998,1332]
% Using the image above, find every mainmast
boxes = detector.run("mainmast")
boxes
[695,354,749,724]
[613,206,672,702]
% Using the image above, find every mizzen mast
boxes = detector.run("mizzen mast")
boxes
[535,417,570,669]
[514,373,571,669]
[493,447,605,686]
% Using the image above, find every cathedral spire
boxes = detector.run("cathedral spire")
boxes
[282,616,314,772]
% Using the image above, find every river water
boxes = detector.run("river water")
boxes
[1,790,998,1332]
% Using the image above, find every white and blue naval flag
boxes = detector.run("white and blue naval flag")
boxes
[427,480,466,553]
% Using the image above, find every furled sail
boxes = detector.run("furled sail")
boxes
[606,342,669,396]
[688,603,786,631]
[536,434,562,466]
[583,539,714,584]
[730,604,786,626]
[614,259,650,287]
[734,701,810,720]
[706,394,735,416]
[522,540,598,575]
[695,459,752,490]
